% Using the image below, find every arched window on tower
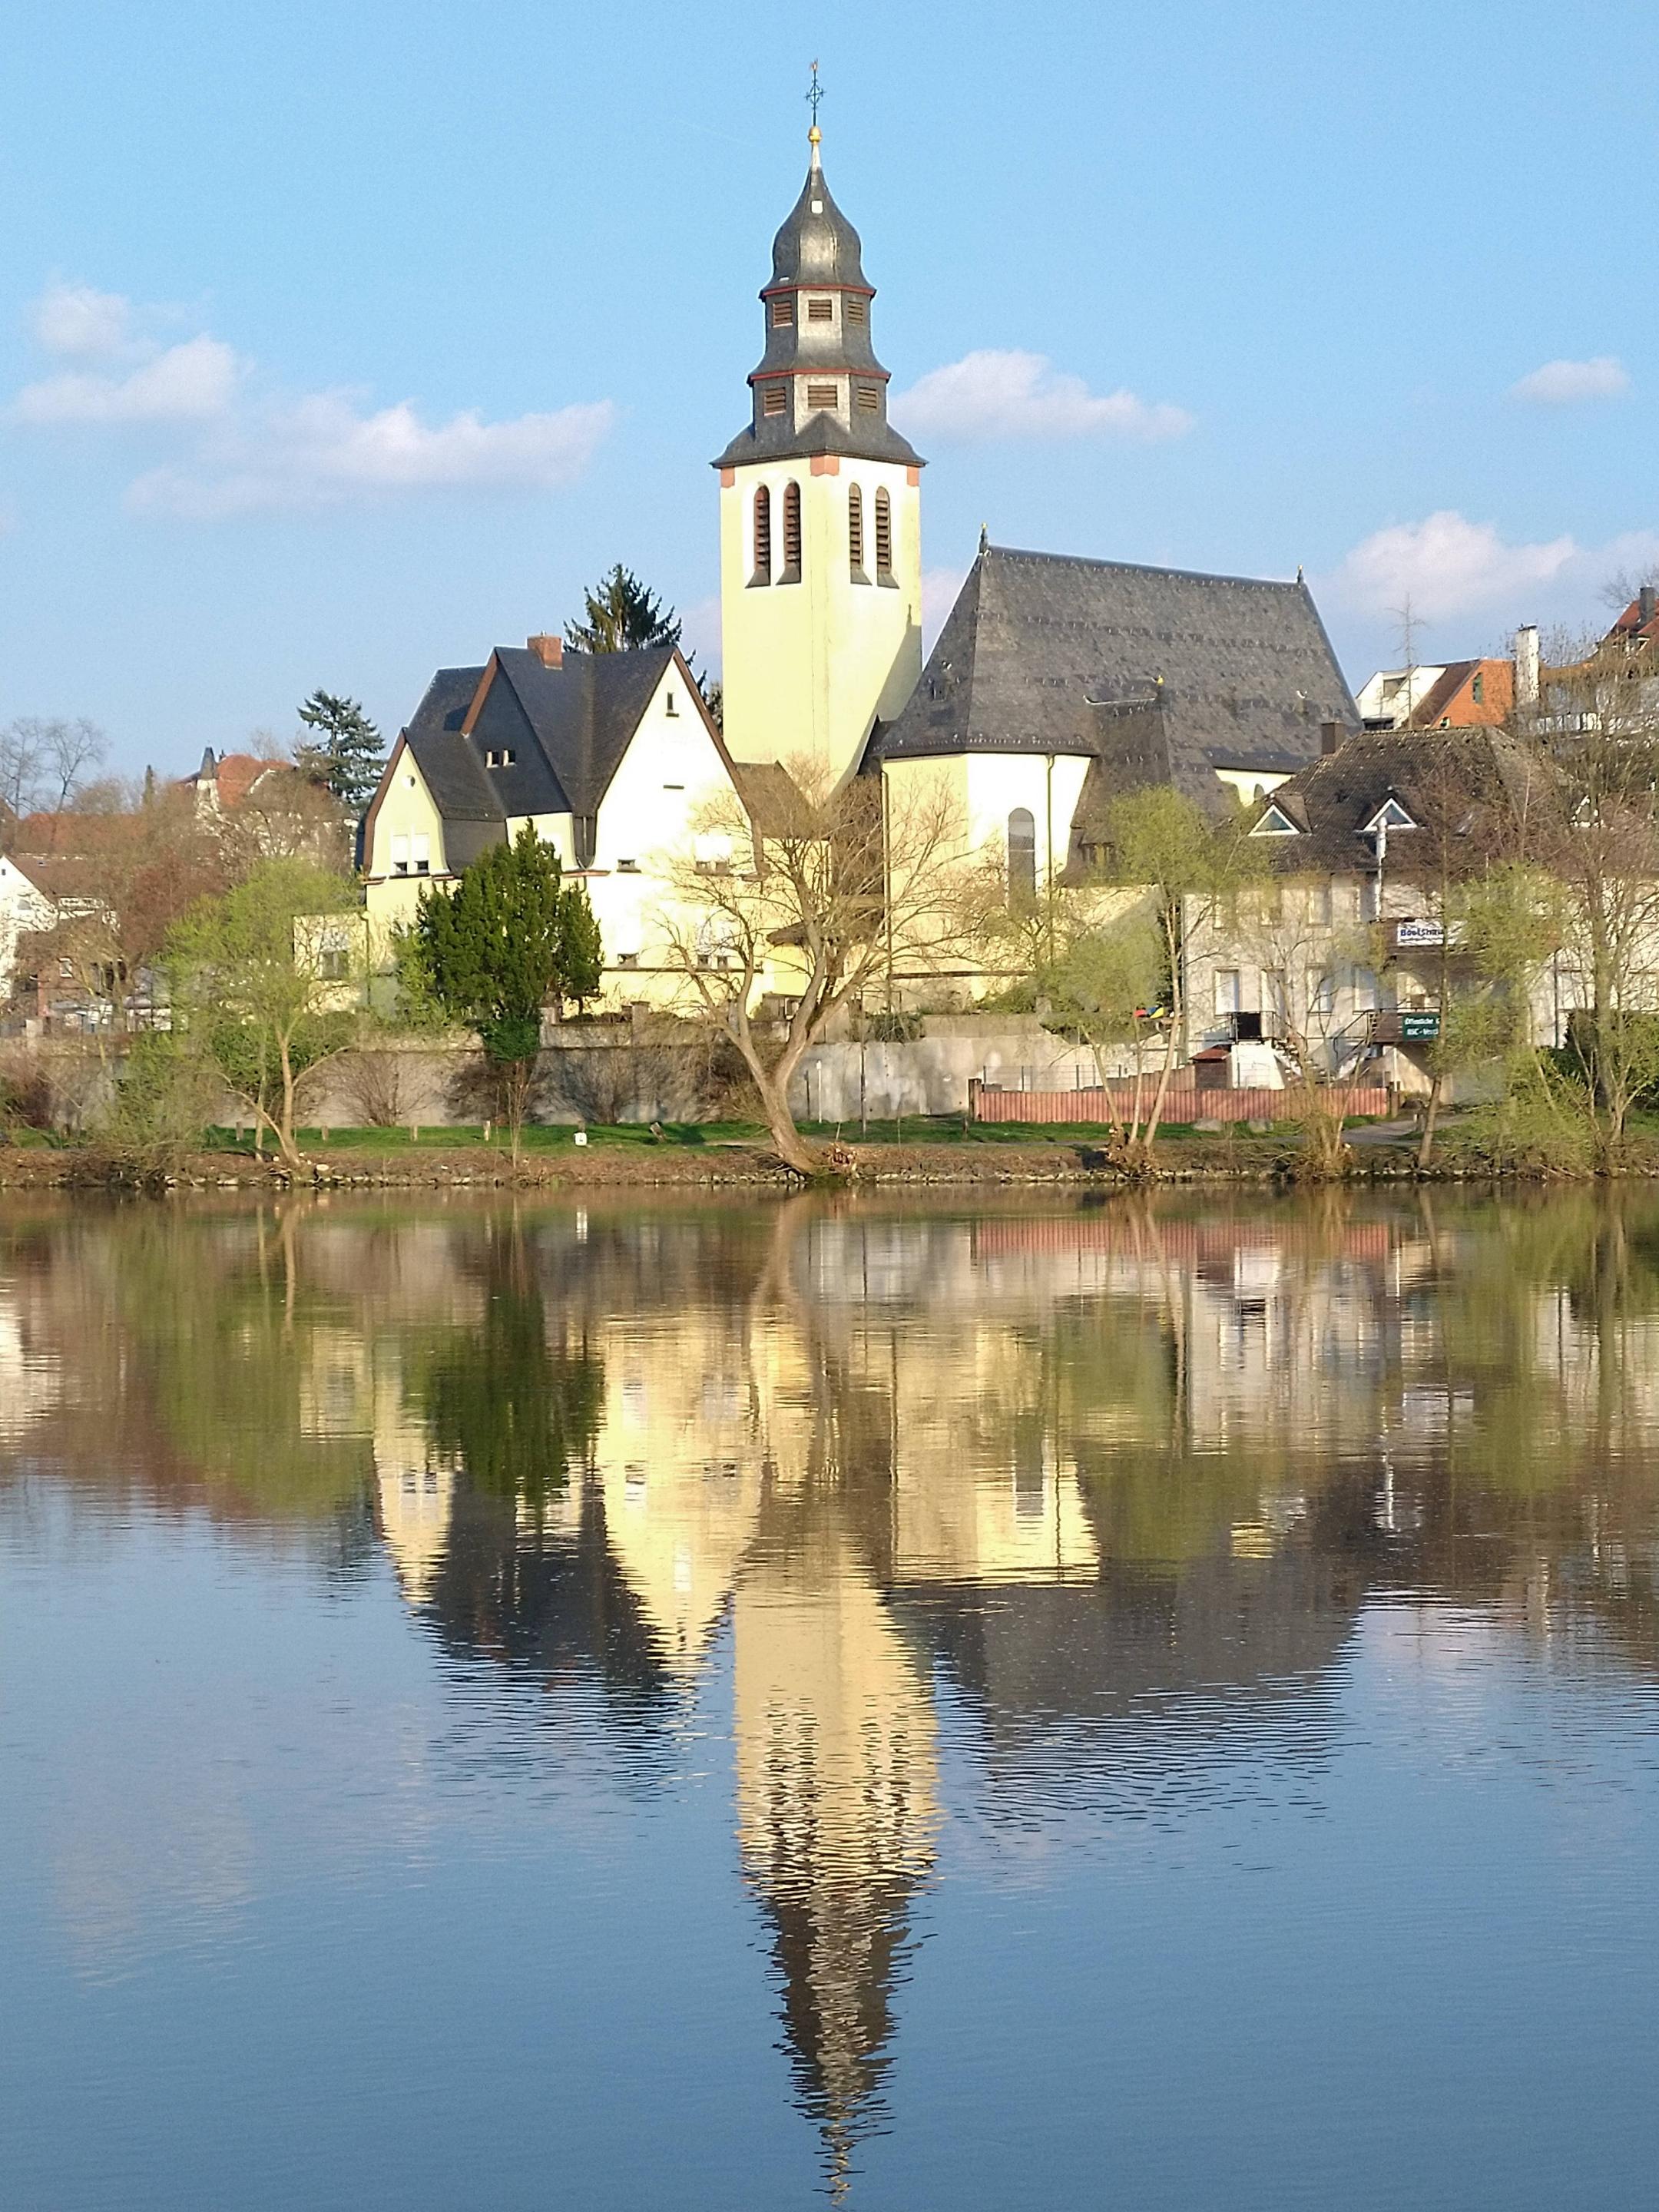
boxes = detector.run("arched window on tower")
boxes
[1008,809,1037,908]
[874,487,893,579]
[848,485,866,578]
[751,487,771,587]
[781,481,803,584]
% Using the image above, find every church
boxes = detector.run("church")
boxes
[359,114,1359,1001]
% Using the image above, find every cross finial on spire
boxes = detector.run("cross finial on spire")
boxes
[806,60,823,165]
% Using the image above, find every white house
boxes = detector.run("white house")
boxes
[0,852,57,1002]
[361,635,763,1003]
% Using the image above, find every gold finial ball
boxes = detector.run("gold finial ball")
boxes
[808,124,821,144]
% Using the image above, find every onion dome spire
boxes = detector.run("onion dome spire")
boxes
[712,73,922,472]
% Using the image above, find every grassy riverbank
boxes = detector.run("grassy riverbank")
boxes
[2,1108,1628,1188]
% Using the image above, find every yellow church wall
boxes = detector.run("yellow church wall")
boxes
[720,456,922,789]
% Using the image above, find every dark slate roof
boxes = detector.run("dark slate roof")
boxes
[401,646,680,848]
[1247,726,1558,879]
[713,409,921,471]
[727,759,815,838]
[768,152,869,290]
[865,545,1360,817]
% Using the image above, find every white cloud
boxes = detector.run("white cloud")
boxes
[127,392,615,517]
[1509,356,1629,405]
[1329,510,1578,624]
[30,280,132,359]
[893,349,1192,444]
[8,279,614,515]
[13,336,240,426]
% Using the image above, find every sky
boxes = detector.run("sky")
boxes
[2,0,1654,780]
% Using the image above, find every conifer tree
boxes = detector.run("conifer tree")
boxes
[295,690,385,813]
[564,566,681,654]
[401,825,603,1160]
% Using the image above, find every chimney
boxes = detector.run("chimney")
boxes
[1515,624,1540,709]
[527,633,563,669]
[1640,586,1657,629]
[1320,718,1343,756]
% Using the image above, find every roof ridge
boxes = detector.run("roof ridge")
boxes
[984,543,1310,593]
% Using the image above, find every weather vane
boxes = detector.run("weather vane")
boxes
[806,60,824,132]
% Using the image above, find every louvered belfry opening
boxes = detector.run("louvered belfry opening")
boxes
[874,487,892,577]
[782,481,803,582]
[848,485,865,575]
[752,485,772,584]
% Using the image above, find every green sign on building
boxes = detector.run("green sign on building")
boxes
[1400,1011,1441,1041]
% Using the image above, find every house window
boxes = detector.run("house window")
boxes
[1008,809,1037,906]
[762,384,786,417]
[665,687,678,717]
[806,296,833,323]
[617,859,640,873]
[1353,965,1379,1012]
[485,748,516,769]
[618,951,640,968]
[319,942,349,982]
[856,381,882,412]
[781,481,803,582]
[848,484,865,575]
[806,380,839,410]
[771,296,793,326]
[1308,969,1335,1019]
[1472,672,1485,706]
[391,833,409,876]
[412,833,430,876]
[1214,969,1242,1017]
[874,487,893,575]
[846,295,866,325]
[752,485,772,584]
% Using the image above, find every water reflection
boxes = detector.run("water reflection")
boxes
[7,1189,1659,2195]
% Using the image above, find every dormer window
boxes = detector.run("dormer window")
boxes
[806,296,833,323]
[771,296,793,327]
[485,747,516,768]
[1251,804,1301,836]
[1366,797,1416,833]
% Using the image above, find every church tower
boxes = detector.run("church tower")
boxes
[714,109,924,788]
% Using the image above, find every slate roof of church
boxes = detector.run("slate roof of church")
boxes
[402,645,680,833]
[1247,725,1557,878]
[866,545,1360,817]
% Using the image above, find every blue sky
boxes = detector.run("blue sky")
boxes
[2,0,1654,777]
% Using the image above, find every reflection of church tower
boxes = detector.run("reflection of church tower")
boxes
[732,1520,938,2197]
[715,102,925,789]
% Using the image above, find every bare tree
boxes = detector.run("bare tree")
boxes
[0,720,46,823]
[661,760,962,1172]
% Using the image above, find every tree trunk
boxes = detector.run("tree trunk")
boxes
[1416,1069,1442,1171]
[730,1018,820,1174]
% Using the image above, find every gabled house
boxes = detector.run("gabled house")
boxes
[0,851,121,1027]
[361,634,760,998]
[1187,725,1551,1086]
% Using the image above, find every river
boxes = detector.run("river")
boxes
[4,1189,1658,2208]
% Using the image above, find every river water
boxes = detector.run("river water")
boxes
[4,1190,1659,2208]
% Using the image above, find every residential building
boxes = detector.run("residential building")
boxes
[1187,723,1552,1087]
[359,634,768,1002]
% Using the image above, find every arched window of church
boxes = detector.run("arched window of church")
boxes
[848,485,865,576]
[751,487,771,586]
[1008,808,1037,906]
[781,481,803,584]
[874,487,893,577]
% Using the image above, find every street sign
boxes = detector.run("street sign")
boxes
[1400,1011,1441,1041]
[1396,919,1445,946]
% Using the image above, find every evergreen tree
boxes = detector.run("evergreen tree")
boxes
[400,825,603,1158]
[295,690,385,813]
[564,565,681,654]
